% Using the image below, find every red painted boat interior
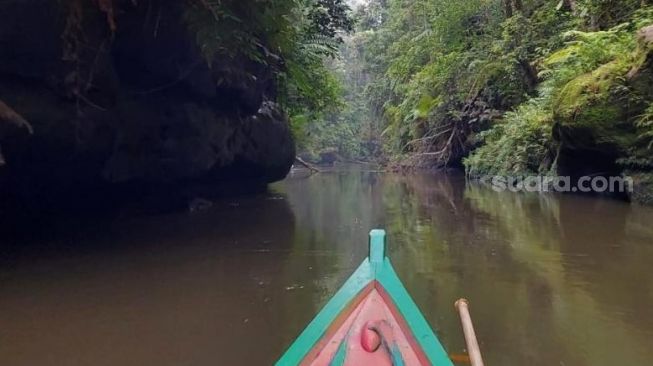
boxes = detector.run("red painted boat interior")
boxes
[302,281,430,365]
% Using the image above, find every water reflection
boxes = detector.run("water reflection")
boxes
[1,170,652,365]
[0,194,301,365]
[278,170,653,366]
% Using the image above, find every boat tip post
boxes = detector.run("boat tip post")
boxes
[369,229,386,264]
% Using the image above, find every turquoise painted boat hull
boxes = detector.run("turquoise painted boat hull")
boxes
[276,230,454,366]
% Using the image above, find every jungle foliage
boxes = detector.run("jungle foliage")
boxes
[303,0,653,179]
[467,4,653,176]
[184,0,353,123]
[78,0,353,133]
[84,0,653,176]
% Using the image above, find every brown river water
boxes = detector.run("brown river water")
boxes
[1,169,653,365]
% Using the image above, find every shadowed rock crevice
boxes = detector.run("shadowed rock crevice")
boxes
[0,0,295,213]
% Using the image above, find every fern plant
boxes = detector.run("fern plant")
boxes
[638,103,653,149]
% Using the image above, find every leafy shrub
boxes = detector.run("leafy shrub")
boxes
[465,99,554,177]
[466,5,653,177]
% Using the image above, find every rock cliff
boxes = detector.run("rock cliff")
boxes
[0,0,295,211]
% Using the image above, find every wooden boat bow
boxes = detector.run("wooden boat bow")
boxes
[276,230,455,366]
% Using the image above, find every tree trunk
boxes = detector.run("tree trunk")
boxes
[519,60,539,92]
[512,0,523,13]
[294,156,321,173]
[503,0,513,17]
[562,0,577,12]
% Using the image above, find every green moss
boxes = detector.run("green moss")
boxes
[551,34,647,154]
[555,60,630,120]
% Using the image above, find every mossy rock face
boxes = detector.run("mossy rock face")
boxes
[621,25,653,179]
[631,25,653,75]
[0,0,296,212]
[552,27,653,175]
[555,61,628,119]
[629,172,653,205]
[553,59,638,151]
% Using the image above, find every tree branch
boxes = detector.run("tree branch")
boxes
[294,156,321,173]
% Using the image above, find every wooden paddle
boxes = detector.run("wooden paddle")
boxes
[455,299,485,366]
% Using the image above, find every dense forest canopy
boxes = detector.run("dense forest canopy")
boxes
[299,0,653,202]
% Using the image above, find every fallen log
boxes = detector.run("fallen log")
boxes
[294,156,321,173]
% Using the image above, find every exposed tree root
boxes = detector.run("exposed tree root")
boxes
[0,99,33,166]
[0,99,33,135]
